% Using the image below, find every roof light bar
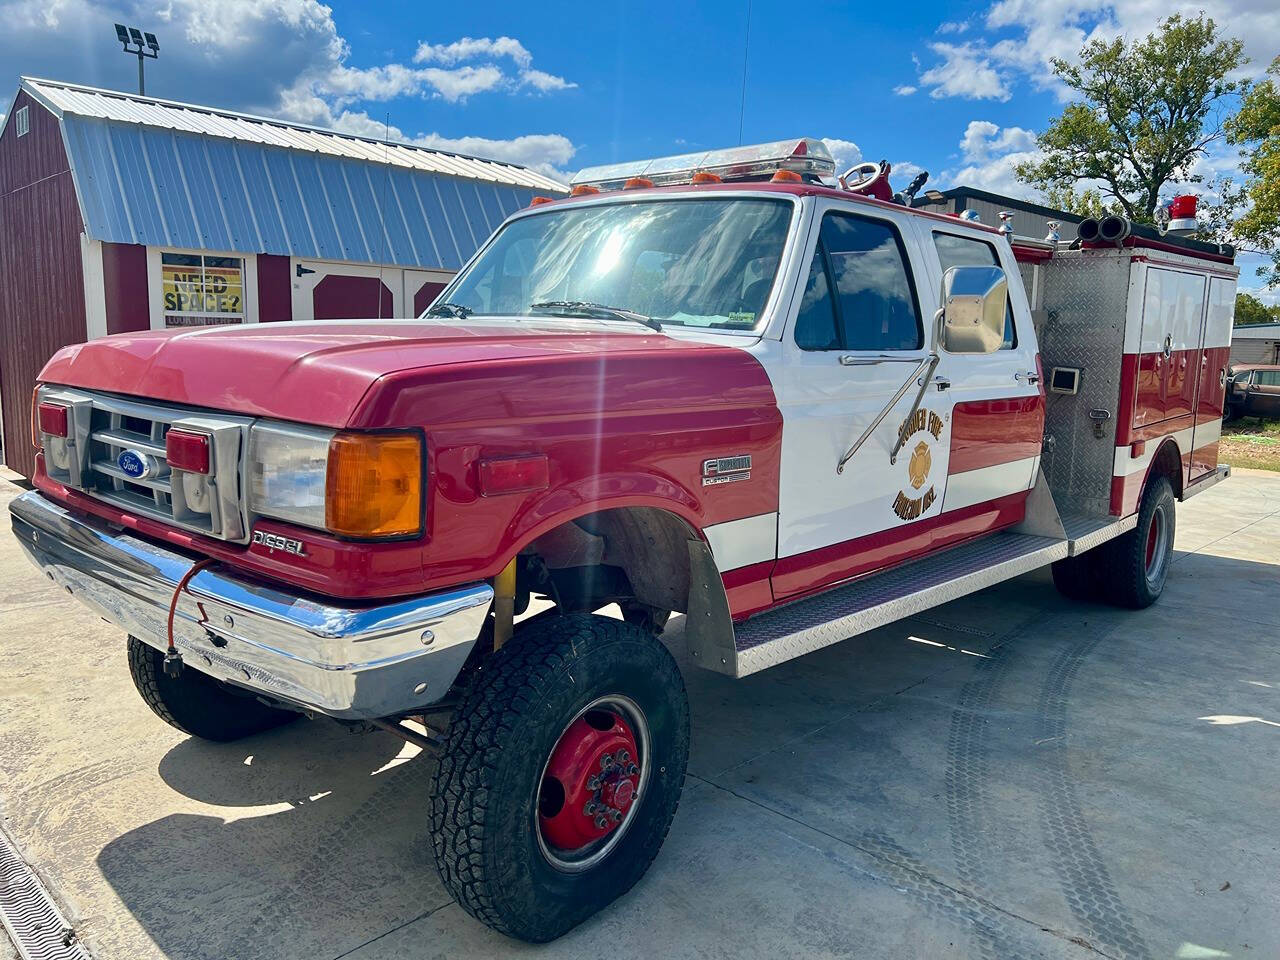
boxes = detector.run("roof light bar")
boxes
[570,138,835,190]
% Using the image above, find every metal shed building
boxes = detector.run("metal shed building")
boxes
[915,186,1083,244]
[0,76,567,477]
[1230,322,1280,365]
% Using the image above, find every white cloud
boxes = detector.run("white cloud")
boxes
[414,36,534,68]
[821,138,862,173]
[929,0,1280,102]
[0,2,578,178]
[521,68,576,93]
[938,121,1045,198]
[413,35,576,96]
[919,42,1011,101]
[937,20,971,34]
[326,110,576,182]
[893,84,918,96]
[959,120,1038,162]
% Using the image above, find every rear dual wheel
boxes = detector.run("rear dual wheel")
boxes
[1050,475,1175,609]
[429,613,689,942]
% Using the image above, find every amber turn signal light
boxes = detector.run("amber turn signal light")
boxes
[325,432,423,537]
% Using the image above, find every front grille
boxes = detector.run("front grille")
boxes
[38,387,252,542]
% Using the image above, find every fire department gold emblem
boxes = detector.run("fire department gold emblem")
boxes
[892,408,945,522]
[908,440,931,490]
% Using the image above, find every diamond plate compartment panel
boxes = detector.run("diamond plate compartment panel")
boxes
[732,532,1067,676]
[0,828,92,960]
[1037,250,1133,517]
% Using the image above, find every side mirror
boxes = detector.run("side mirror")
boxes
[938,265,1007,354]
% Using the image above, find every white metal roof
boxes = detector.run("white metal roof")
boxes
[1232,322,1280,339]
[19,76,566,193]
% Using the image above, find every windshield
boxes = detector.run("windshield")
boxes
[432,197,794,332]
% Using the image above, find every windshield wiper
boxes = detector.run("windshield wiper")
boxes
[530,300,662,332]
[425,301,473,319]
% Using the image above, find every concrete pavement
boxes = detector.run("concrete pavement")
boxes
[1,471,1277,959]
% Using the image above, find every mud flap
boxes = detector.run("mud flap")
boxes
[682,539,737,676]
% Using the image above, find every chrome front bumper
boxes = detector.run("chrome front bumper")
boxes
[9,491,493,720]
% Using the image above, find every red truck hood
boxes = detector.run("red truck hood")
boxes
[39,319,755,428]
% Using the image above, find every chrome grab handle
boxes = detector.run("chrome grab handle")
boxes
[838,353,930,366]
[1013,370,1040,384]
[837,354,938,474]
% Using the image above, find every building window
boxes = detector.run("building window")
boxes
[160,252,246,327]
[15,106,29,138]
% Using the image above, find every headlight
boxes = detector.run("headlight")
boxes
[248,423,423,538]
[248,423,334,530]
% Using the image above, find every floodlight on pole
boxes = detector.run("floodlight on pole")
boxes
[113,23,158,96]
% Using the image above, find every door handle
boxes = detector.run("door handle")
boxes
[933,377,951,392]
[1163,334,1173,359]
[1014,370,1040,384]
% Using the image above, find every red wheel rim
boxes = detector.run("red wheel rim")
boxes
[535,696,649,872]
[1145,511,1162,573]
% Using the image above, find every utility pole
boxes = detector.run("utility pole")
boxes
[114,25,159,96]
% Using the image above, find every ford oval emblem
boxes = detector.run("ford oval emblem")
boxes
[117,449,155,480]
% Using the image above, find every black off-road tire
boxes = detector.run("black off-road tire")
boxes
[1050,552,1102,602]
[429,613,690,942]
[1099,475,1176,609]
[127,636,297,741]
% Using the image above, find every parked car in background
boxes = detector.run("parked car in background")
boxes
[1225,364,1280,421]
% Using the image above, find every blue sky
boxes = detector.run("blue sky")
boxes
[0,0,1275,295]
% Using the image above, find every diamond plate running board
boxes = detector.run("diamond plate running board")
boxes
[729,532,1069,678]
[0,827,92,960]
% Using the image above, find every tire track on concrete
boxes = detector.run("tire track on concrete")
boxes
[945,609,1057,959]
[1035,628,1150,960]
[697,775,1114,959]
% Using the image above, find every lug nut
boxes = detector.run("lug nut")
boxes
[618,749,629,763]
[587,775,602,790]
[627,763,639,776]
[600,753,614,770]
[584,801,598,816]
[610,807,622,822]
[594,815,608,829]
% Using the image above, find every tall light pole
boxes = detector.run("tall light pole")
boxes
[114,24,159,96]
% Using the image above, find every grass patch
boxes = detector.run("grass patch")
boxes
[1221,417,1280,471]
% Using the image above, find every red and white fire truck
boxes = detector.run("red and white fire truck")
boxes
[12,138,1235,942]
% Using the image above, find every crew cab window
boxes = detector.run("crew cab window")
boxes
[933,232,1017,349]
[1258,371,1280,387]
[794,213,922,351]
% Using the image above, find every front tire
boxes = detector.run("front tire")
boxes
[127,636,297,741]
[429,613,689,942]
[1101,475,1176,609]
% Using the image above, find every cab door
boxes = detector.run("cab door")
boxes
[919,226,1044,512]
[769,201,959,599]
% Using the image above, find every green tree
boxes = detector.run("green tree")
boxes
[1235,292,1280,326]
[1016,15,1247,223]
[1226,58,1280,287]
[1042,185,1114,220]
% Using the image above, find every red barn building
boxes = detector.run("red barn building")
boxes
[0,77,567,477]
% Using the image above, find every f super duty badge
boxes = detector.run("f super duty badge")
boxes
[252,530,306,556]
[702,455,751,486]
